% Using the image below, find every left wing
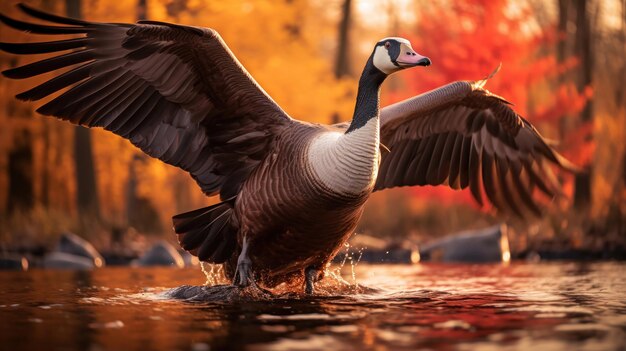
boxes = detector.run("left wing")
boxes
[375,80,578,217]
[0,4,292,200]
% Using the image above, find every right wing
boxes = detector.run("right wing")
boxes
[376,80,578,217]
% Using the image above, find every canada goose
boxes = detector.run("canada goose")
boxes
[1,5,576,293]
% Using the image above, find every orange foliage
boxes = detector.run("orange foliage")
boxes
[385,0,591,207]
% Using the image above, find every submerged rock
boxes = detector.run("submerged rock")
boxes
[56,232,105,267]
[135,241,185,268]
[419,224,509,263]
[43,251,95,270]
[0,254,29,271]
[164,284,273,302]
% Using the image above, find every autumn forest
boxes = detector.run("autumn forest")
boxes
[0,0,624,257]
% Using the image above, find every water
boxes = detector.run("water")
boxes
[0,262,624,351]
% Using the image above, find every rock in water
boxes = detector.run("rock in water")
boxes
[43,252,95,270]
[135,241,185,268]
[56,232,105,267]
[0,254,29,271]
[164,284,273,302]
[419,224,510,263]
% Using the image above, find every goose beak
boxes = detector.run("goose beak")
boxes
[397,52,431,67]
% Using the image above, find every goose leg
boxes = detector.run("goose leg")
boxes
[304,266,321,295]
[234,236,254,287]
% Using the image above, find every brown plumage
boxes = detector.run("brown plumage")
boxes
[0,4,290,199]
[1,6,576,293]
[376,80,579,217]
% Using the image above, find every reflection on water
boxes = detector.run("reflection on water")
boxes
[0,263,625,351]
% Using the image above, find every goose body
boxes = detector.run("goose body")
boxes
[1,6,577,293]
[232,61,390,287]
[234,122,374,287]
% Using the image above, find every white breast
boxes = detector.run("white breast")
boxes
[306,118,380,195]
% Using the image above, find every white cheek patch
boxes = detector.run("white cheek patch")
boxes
[372,46,396,75]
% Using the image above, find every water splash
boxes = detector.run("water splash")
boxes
[199,262,228,286]
[185,238,370,299]
[319,241,368,295]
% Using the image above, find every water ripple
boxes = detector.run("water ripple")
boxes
[0,262,624,351]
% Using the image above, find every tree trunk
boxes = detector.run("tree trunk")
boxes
[137,0,147,21]
[557,0,570,79]
[126,155,140,228]
[7,130,34,214]
[38,0,58,209]
[616,0,626,238]
[125,0,148,229]
[556,0,572,149]
[74,127,99,218]
[574,0,593,123]
[572,0,593,208]
[330,0,352,124]
[67,0,100,220]
[334,0,352,79]
[41,120,50,207]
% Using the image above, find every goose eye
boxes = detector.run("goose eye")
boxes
[384,42,391,49]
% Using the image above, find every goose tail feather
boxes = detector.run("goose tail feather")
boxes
[172,200,237,264]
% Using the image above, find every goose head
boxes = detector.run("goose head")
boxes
[371,37,430,75]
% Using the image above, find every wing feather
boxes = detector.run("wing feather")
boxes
[377,80,577,217]
[1,4,292,199]
[416,135,438,186]
[403,140,423,185]
[426,133,449,185]
[468,143,483,206]
[458,136,472,189]
[448,134,464,189]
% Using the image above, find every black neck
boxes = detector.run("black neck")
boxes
[345,57,387,133]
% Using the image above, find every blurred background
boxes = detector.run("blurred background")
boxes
[0,0,624,261]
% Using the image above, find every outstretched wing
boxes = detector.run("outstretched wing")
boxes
[375,80,578,217]
[0,4,292,199]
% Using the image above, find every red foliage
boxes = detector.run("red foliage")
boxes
[386,0,591,207]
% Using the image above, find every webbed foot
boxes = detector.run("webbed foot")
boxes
[304,266,321,295]
[234,236,254,287]
[236,257,253,287]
